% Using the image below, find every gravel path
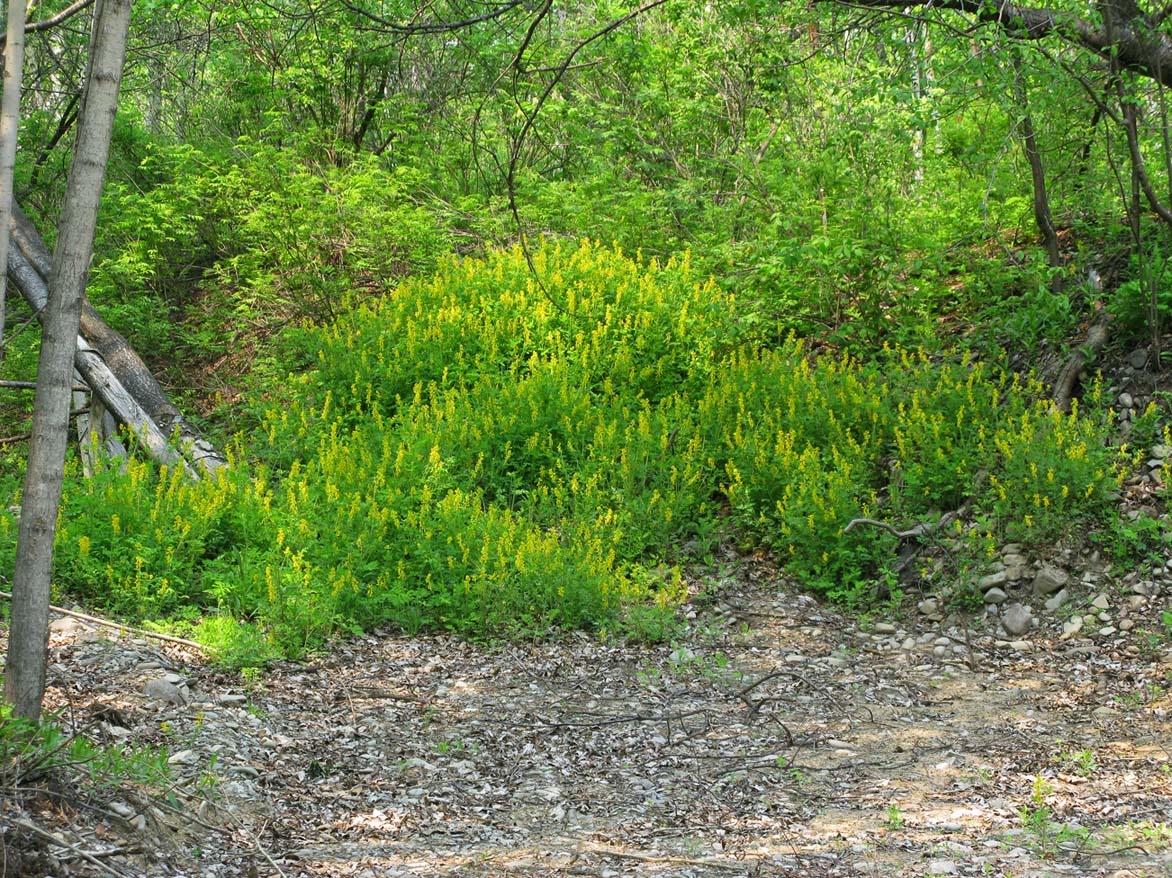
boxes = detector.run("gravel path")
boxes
[3,564,1171,878]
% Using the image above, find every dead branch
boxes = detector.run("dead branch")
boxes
[0,590,206,651]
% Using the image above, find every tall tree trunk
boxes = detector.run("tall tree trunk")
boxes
[0,0,28,361]
[1012,51,1062,278]
[4,0,131,720]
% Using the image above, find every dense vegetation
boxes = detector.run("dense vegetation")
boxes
[2,0,1170,664]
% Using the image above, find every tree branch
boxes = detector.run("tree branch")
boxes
[829,0,1172,87]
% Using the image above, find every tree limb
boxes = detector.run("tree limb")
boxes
[829,0,1172,87]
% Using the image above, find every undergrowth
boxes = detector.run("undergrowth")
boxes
[0,242,1127,664]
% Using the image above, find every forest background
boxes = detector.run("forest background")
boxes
[1,0,1170,675]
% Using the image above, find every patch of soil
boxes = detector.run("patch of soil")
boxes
[3,555,1171,878]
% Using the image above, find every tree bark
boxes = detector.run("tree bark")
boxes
[1011,51,1062,277]
[0,0,28,360]
[4,0,132,720]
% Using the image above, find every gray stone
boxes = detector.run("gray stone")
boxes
[873,622,896,634]
[1002,602,1033,636]
[1097,626,1117,637]
[1043,589,1068,612]
[49,616,89,638]
[1151,444,1172,459]
[1129,348,1150,369]
[1060,617,1083,640]
[1009,640,1033,652]
[142,678,186,705]
[928,861,958,875]
[917,598,940,616]
[1118,392,1135,409]
[983,587,1008,605]
[1091,593,1110,610]
[979,571,1008,591]
[1033,564,1069,595]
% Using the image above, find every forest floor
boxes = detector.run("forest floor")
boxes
[3,551,1172,878]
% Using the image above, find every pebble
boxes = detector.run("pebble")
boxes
[1061,617,1083,640]
[142,678,186,705]
[983,587,1008,605]
[1043,589,1068,612]
[978,571,1008,591]
[928,860,959,874]
[1092,594,1111,610]
[874,622,896,634]
[1033,564,1069,595]
[917,598,940,616]
[1002,603,1033,636]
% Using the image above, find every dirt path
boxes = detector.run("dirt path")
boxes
[5,569,1172,877]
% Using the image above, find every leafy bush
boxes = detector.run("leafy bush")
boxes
[0,242,1125,657]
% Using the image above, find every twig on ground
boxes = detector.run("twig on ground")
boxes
[10,818,127,878]
[0,590,206,651]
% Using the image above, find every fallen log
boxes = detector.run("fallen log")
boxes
[5,203,225,475]
[1052,308,1111,414]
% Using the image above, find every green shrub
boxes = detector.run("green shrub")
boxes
[0,241,1125,656]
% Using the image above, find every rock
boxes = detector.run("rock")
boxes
[1002,552,1027,567]
[142,678,186,705]
[49,617,90,638]
[1118,391,1135,409]
[917,598,941,617]
[928,861,959,875]
[983,587,1008,605]
[1151,444,1172,459]
[1043,589,1068,612]
[108,801,135,818]
[1132,581,1153,597]
[167,749,198,765]
[873,622,896,634]
[1008,640,1033,652]
[1004,564,1029,582]
[1002,603,1033,636]
[1092,706,1118,719]
[978,571,1008,591]
[1129,348,1150,369]
[902,637,917,651]
[1097,626,1117,637]
[1033,564,1069,595]
[1060,617,1083,640]
[1091,594,1111,610]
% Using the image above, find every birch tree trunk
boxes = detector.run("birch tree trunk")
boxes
[0,0,28,359]
[4,0,132,720]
